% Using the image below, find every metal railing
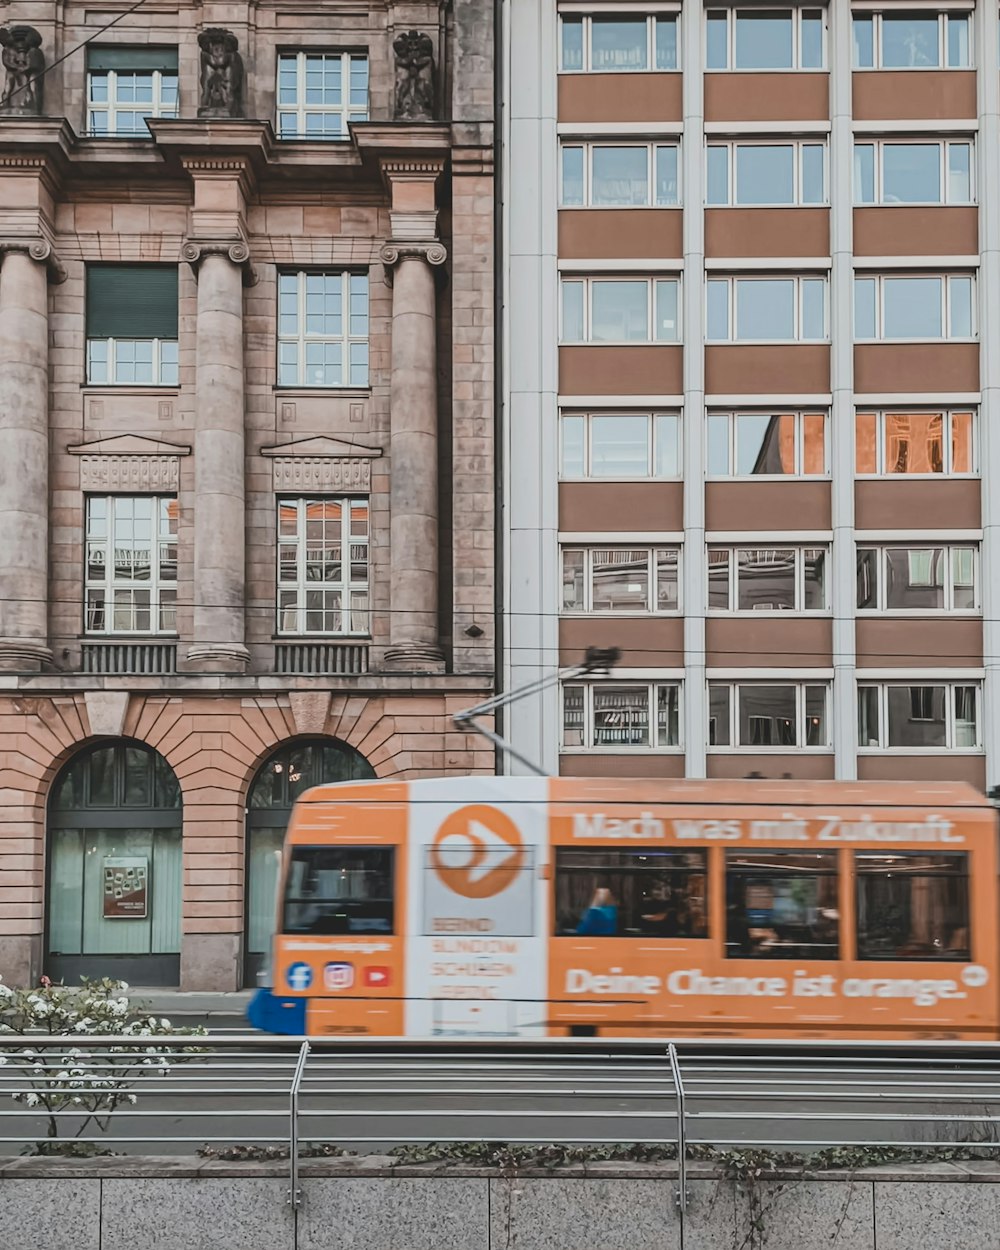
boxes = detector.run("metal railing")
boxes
[5,1036,1000,1216]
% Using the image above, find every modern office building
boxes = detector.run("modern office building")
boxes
[0,0,495,989]
[503,0,998,786]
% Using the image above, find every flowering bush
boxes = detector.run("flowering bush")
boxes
[0,975,205,1154]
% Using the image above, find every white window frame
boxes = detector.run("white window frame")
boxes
[855,408,977,477]
[707,275,828,343]
[857,682,981,751]
[277,270,369,388]
[276,51,369,140]
[707,410,829,478]
[560,276,681,343]
[855,544,980,613]
[853,139,974,206]
[853,273,976,342]
[851,11,972,70]
[85,495,177,636]
[561,545,681,613]
[708,682,831,750]
[707,545,830,613]
[560,141,681,207]
[706,7,826,71]
[276,496,370,637]
[558,13,681,73]
[86,338,178,387]
[561,680,684,751]
[706,140,827,207]
[87,66,179,136]
[559,410,682,479]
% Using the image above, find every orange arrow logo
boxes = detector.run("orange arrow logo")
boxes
[431,805,525,899]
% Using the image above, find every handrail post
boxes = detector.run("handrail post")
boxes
[287,1040,310,1210]
[668,1042,688,1221]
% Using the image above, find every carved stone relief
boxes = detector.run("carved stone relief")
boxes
[0,25,44,116]
[197,28,244,119]
[393,31,435,121]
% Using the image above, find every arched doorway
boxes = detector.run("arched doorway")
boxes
[245,738,374,984]
[47,741,182,986]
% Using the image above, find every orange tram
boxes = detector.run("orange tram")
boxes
[247,777,1000,1040]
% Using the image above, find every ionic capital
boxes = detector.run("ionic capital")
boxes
[0,236,66,283]
[181,237,257,286]
[379,240,447,285]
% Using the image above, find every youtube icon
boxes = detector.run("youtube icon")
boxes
[363,966,391,988]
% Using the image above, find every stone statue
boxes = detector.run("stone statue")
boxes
[393,30,434,121]
[0,25,44,116]
[197,27,244,119]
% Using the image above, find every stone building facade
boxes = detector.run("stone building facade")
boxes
[0,0,495,990]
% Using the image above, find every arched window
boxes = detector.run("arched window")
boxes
[245,738,374,983]
[47,741,182,986]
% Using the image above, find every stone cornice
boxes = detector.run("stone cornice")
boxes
[147,118,272,190]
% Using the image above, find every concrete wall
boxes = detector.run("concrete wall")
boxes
[3,1156,1000,1249]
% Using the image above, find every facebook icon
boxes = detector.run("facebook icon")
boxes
[285,962,313,991]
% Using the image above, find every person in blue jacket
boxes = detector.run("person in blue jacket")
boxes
[576,887,618,936]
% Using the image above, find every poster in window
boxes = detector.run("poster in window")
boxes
[103,856,149,919]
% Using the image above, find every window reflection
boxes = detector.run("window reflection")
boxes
[726,851,839,959]
[283,846,393,935]
[856,853,969,961]
[556,848,707,938]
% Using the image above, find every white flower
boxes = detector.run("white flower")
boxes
[0,1055,7,1067]
[24,1092,39,1107]
[127,1094,138,1105]
[160,1018,171,1029]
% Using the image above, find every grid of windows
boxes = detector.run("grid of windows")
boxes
[708,546,828,613]
[561,143,679,207]
[560,412,681,478]
[707,276,827,342]
[709,683,830,749]
[562,682,682,749]
[276,52,368,139]
[277,498,370,636]
[561,546,680,613]
[854,274,974,341]
[561,277,680,342]
[559,14,679,72]
[707,142,826,206]
[856,410,975,476]
[707,411,828,477]
[856,545,978,613]
[85,496,177,635]
[706,8,825,70]
[852,12,970,69]
[854,140,973,205]
[858,684,980,751]
[277,271,369,387]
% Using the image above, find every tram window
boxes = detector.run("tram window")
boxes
[725,850,839,959]
[554,848,708,938]
[855,852,969,961]
[283,845,394,935]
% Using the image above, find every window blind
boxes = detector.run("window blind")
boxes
[87,46,179,73]
[86,265,179,340]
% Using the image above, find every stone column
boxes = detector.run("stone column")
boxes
[0,242,55,671]
[183,241,250,672]
[380,240,447,668]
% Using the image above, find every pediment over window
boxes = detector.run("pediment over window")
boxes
[67,435,191,456]
[262,436,382,491]
[67,435,190,492]
[260,436,382,459]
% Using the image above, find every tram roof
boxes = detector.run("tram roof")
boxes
[296,776,992,810]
